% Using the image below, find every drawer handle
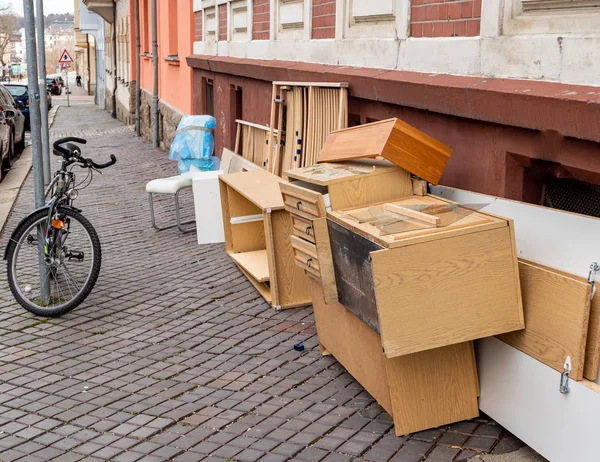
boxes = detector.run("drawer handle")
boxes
[305,226,313,236]
[296,200,302,210]
[306,258,313,268]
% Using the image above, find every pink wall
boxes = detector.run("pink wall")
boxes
[139,0,194,114]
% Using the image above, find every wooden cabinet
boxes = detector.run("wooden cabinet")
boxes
[219,170,311,309]
[310,278,479,436]
[327,194,525,358]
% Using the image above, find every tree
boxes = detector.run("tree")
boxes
[0,10,20,68]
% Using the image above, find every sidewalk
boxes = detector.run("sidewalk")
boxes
[0,105,538,462]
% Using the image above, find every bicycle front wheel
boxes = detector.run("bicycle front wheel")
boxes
[6,207,102,317]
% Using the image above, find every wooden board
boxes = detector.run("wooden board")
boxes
[328,169,413,210]
[222,148,262,174]
[477,337,600,462]
[497,260,592,381]
[270,209,311,309]
[431,185,600,383]
[328,219,383,333]
[222,184,265,253]
[310,277,393,414]
[284,159,399,186]
[386,341,479,436]
[220,170,286,211]
[317,118,452,185]
[312,217,337,303]
[371,226,524,357]
[585,289,600,380]
[273,81,348,88]
[328,195,503,250]
[229,249,270,282]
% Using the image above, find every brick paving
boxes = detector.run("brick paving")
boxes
[0,105,529,461]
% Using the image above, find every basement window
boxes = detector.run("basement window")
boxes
[542,178,600,218]
[521,0,600,12]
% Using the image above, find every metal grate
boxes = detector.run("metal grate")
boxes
[542,178,600,218]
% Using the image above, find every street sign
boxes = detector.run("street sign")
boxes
[58,49,73,63]
[60,62,70,70]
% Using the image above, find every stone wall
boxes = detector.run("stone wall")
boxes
[140,88,184,151]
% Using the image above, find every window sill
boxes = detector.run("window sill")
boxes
[164,55,181,65]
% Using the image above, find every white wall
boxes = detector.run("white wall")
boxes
[192,0,600,87]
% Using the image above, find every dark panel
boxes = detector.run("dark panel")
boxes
[328,219,383,333]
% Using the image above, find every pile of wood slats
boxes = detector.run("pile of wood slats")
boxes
[234,120,279,169]
[268,82,348,177]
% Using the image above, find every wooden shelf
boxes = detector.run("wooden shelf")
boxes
[229,250,270,282]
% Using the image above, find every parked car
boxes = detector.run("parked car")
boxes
[54,75,65,90]
[0,85,26,181]
[47,77,62,95]
[4,84,52,130]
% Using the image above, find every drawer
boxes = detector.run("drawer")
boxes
[292,215,316,244]
[280,182,327,220]
[291,235,321,278]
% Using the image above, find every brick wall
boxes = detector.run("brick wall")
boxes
[219,4,227,41]
[312,0,335,39]
[411,0,481,38]
[253,0,270,40]
[194,11,202,41]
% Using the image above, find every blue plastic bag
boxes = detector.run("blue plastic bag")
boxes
[169,115,217,173]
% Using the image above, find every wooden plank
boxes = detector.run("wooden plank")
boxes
[371,226,524,357]
[317,118,452,185]
[383,203,442,226]
[328,169,413,210]
[222,148,262,174]
[264,212,280,307]
[477,336,600,462]
[236,264,272,304]
[412,178,428,196]
[329,219,383,333]
[284,159,399,186]
[386,341,479,435]
[431,185,600,382]
[497,260,591,381]
[585,290,600,381]
[273,81,349,88]
[310,278,394,414]
[229,249,270,282]
[219,179,234,252]
[271,209,311,308]
[273,99,284,176]
[236,119,278,133]
[267,84,278,172]
[225,185,265,253]
[312,217,338,303]
[220,170,286,211]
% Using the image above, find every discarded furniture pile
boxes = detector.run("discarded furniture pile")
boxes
[199,81,600,461]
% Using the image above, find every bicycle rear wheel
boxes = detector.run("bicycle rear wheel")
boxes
[6,207,102,317]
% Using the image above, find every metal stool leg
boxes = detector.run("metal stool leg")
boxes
[175,187,196,234]
[148,192,160,230]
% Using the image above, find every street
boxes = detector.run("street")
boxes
[0,103,541,462]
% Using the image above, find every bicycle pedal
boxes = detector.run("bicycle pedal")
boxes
[66,251,85,261]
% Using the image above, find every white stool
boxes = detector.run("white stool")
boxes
[146,176,195,233]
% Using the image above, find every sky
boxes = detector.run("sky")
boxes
[3,0,74,16]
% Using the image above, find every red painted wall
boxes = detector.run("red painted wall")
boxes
[312,0,336,39]
[191,67,600,203]
[411,0,481,37]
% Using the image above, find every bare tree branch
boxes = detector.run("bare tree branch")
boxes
[0,11,20,68]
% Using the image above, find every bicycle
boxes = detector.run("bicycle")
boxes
[4,137,117,317]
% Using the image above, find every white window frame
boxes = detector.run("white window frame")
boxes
[503,0,600,34]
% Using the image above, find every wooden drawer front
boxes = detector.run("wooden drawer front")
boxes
[290,235,321,278]
[280,182,326,220]
[292,215,316,244]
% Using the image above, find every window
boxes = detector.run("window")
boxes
[521,0,600,12]
[168,4,178,56]
[143,0,150,53]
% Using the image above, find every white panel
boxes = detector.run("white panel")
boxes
[399,37,481,76]
[233,8,247,31]
[193,0,203,12]
[352,0,394,19]
[280,1,304,28]
[560,37,600,86]
[430,185,600,280]
[206,12,217,32]
[477,337,600,462]
[481,36,562,81]
[191,172,225,245]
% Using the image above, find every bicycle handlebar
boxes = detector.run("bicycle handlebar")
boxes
[53,137,87,156]
[52,137,117,170]
[86,155,117,169]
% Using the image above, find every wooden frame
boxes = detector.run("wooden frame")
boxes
[234,120,278,169]
[219,170,311,309]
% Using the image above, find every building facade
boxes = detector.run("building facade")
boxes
[138,0,195,148]
[187,0,600,208]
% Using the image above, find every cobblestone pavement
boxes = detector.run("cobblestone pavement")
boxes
[0,105,530,462]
